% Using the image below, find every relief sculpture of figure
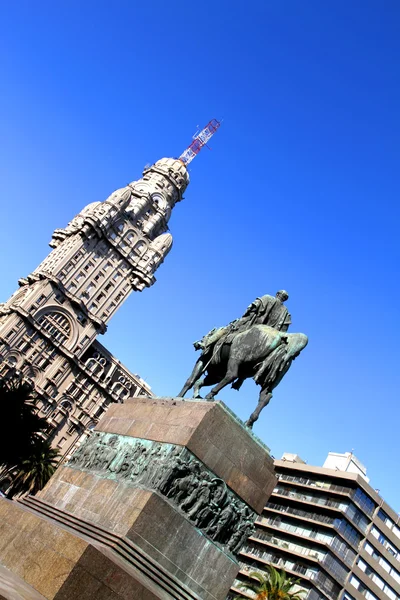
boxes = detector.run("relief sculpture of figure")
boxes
[167,462,201,503]
[178,290,308,427]
[157,456,189,495]
[208,501,238,543]
[228,518,255,555]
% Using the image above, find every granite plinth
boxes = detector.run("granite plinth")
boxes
[0,498,164,600]
[0,397,277,600]
[95,397,277,512]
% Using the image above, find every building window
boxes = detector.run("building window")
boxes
[57,437,67,448]
[17,338,30,352]
[77,313,87,325]
[44,382,58,398]
[377,509,393,529]
[352,488,375,516]
[37,311,71,345]
[60,399,73,413]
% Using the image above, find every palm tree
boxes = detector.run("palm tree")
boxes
[3,439,59,497]
[0,373,60,497]
[238,565,306,600]
[0,375,46,468]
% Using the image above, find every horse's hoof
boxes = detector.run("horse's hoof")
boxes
[205,394,215,401]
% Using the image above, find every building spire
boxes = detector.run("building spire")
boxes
[178,119,221,166]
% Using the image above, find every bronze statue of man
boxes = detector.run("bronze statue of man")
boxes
[194,290,291,355]
[235,290,291,332]
[178,290,308,427]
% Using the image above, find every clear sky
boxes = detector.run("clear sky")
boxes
[1,2,399,509]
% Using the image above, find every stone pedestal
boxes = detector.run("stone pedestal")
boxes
[0,398,277,600]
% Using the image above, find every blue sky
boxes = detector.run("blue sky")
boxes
[1,2,399,509]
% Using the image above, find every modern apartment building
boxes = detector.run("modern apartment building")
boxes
[231,452,400,600]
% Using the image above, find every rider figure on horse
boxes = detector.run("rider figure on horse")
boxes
[194,290,291,359]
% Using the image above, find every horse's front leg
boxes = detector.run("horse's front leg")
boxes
[245,389,272,428]
[177,358,205,398]
[205,360,239,401]
[193,377,206,398]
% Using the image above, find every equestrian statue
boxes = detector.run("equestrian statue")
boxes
[178,291,308,428]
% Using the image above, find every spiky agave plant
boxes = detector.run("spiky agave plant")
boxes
[238,565,307,600]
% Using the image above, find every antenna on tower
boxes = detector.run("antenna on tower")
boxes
[178,119,221,166]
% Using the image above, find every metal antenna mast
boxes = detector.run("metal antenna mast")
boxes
[178,119,221,166]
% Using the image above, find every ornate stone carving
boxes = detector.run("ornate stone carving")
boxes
[67,431,256,555]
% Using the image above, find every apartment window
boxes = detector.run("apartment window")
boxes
[371,525,399,559]
[357,558,385,589]
[378,509,393,529]
[334,518,362,548]
[352,488,375,516]
[345,504,369,533]
[57,437,67,448]
[349,576,378,600]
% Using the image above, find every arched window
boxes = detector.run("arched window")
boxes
[124,231,136,245]
[85,353,107,377]
[37,311,71,345]
[133,241,146,256]
[60,399,74,413]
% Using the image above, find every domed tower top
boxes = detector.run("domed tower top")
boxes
[142,158,189,206]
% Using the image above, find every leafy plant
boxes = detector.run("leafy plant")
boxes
[0,374,60,496]
[238,565,306,600]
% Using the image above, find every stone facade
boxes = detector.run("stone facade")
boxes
[0,158,189,457]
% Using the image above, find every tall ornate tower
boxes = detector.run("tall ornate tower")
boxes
[0,157,189,456]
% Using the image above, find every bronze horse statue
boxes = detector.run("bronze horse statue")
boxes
[178,325,308,428]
